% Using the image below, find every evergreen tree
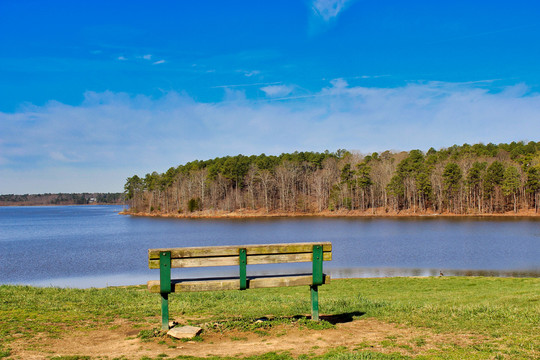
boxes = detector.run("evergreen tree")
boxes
[526,166,540,212]
[502,166,521,212]
[466,162,487,212]
[484,161,505,212]
[356,163,372,210]
[442,162,462,212]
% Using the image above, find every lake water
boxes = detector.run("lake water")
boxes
[0,205,539,288]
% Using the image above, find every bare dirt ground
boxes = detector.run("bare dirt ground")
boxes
[121,207,540,219]
[9,317,486,359]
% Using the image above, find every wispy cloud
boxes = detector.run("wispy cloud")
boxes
[311,0,355,22]
[212,81,282,89]
[117,53,166,65]
[260,85,295,98]
[1,82,539,192]
[49,150,81,163]
[349,74,391,80]
[309,0,357,34]
[243,70,260,77]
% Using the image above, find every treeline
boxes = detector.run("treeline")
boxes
[124,141,540,215]
[0,193,124,206]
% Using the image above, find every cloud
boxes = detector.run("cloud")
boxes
[330,78,348,89]
[49,151,79,162]
[260,85,294,98]
[223,88,247,102]
[1,81,539,193]
[312,0,355,22]
[212,81,281,89]
[244,70,260,77]
[117,54,165,64]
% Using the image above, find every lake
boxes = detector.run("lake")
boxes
[0,205,538,288]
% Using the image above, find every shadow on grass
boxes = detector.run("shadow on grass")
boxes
[320,311,366,324]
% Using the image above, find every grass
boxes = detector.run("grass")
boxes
[0,277,538,359]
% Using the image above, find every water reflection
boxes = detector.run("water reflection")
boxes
[25,267,539,289]
[328,267,540,279]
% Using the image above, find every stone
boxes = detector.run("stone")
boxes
[167,325,202,339]
[168,320,178,328]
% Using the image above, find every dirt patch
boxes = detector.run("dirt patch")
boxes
[8,317,486,359]
[120,207,540,219]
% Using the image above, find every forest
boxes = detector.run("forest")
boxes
[124,141,540,216]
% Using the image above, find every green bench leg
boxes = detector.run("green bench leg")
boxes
[160,251,172,330]
[161,293,169,330]
[311,285,319,321]
[311,244,323,321]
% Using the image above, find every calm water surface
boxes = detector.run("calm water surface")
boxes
[0,205,538,288]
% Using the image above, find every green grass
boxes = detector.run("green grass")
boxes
[0,347,10,359]
[1,277,538,359]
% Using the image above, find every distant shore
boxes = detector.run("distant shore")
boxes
[0,192,124,207]
[120,208,540,219]
[0,202,124,207]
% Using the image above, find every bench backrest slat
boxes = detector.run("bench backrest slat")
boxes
[148,242,332,269]
[149,251,332,269]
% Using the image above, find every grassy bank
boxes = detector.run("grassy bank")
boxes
[1,277,538,359]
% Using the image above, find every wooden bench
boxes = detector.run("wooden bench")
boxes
[148,242,332,330]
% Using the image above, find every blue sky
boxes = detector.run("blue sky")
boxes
[1,0,540,194]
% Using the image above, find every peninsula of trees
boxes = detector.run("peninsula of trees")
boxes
[124,141,540,217]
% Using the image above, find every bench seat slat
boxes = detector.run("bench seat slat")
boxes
[148,242,332,260]
[149,251,332,269]
[147,274,330,293]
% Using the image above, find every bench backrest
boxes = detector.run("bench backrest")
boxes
[148,242,332,269]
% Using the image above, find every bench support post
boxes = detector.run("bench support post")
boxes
[311,285,319,321]
[312,245,323,285]
[161,293,169,330]
[160,251,172,330]
[239,248,247,290]
[311,245,323,321]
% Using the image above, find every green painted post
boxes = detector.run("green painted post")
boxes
[160,251,171,330]
[311,285,319,321]
[312,245,323,286]
[311,245,323,320]
[161,293,169,330]
[239,248,247,290]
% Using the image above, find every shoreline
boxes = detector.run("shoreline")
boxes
[119,208,540,219]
